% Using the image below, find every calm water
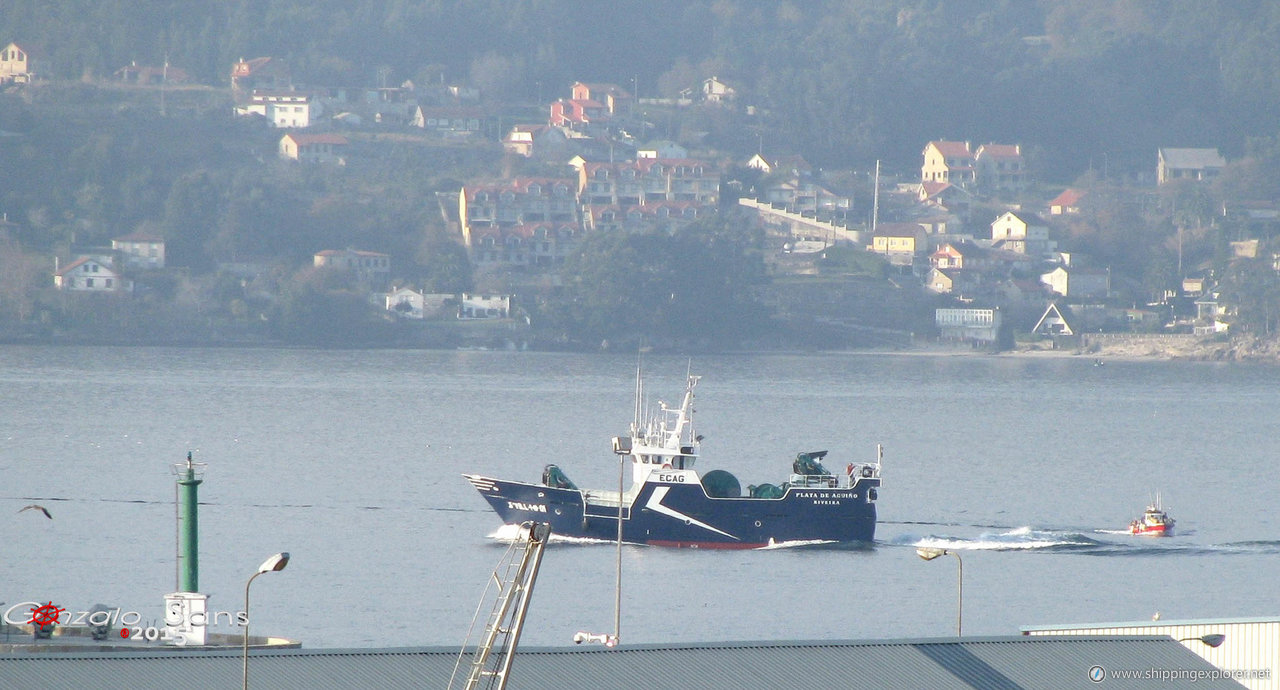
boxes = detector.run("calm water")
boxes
[2,347,1278,648]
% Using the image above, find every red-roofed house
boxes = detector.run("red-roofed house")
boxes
[231,57,289,92]
[584,201,708,233]
[930,242,989,271]
[279,133,348,163]
[921,141,975,186]
[468,222,580,268]
[577,159,718,206]
[1048,188,1086,215]
[460,178,579,266]
[930,241,1035,275]
[54,257,130,292]
[974,143,1026,193]
[549,98,608,128]
[570,82,633,115]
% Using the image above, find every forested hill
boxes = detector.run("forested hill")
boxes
[5,1,1280,178]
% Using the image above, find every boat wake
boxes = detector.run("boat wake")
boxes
[1181,540,1280,556]
[487,523,615,546]
[887,523,1280,557]
[757,538,840,550]
[891,526,1103,552]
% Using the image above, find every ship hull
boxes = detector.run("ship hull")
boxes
[464,474,878,548]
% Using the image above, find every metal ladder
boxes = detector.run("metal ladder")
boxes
[451,522,551,690]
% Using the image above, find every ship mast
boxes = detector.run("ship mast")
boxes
[871,159,881,235]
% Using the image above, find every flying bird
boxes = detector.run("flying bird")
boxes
[18,504,52,519]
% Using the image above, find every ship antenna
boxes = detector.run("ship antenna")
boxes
[632,357,642,433]
[613,432,623,646]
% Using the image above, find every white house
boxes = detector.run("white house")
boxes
[384,287,425,319]
[702,76,736,104]
[991,211,1055,257]
[936,307,1001,343]
[459,293,510,319]
[279,133,348,163]
[1157,148,1226,184]
[745,153,812,176]
[236,90,311,128]
[1040,266,1109,299]
[1032,302,1074,336]
[921,141,974,186]
[54,256,129,292]
[0,42,33,84]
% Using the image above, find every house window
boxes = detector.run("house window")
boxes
[86,278,94,288]
[105,279,113,288]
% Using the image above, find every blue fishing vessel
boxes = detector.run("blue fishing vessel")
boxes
[464,373,881,549]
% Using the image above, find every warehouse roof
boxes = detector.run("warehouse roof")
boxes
[0,635,1244,690]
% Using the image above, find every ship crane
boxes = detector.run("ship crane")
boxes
[450,522,551,690]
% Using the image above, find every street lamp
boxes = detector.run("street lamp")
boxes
[242,552,289,690]
[1179,633,1226,648]
[917,547,963,636]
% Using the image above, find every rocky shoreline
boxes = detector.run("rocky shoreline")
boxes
[1022,334,1280,363]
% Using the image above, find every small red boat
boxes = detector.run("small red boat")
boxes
[1129,496,1175,536]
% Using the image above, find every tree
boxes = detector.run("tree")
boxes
[269,267,390,345]
[0,233,42,324]
[160,171,223,272]
[416,233,473,293]
[544,210,769,350]
[1218,255,1280,336]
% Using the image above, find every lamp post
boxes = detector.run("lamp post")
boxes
[1179,633,1226,648]
[242,552,289,690]
[917,547,963,636]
